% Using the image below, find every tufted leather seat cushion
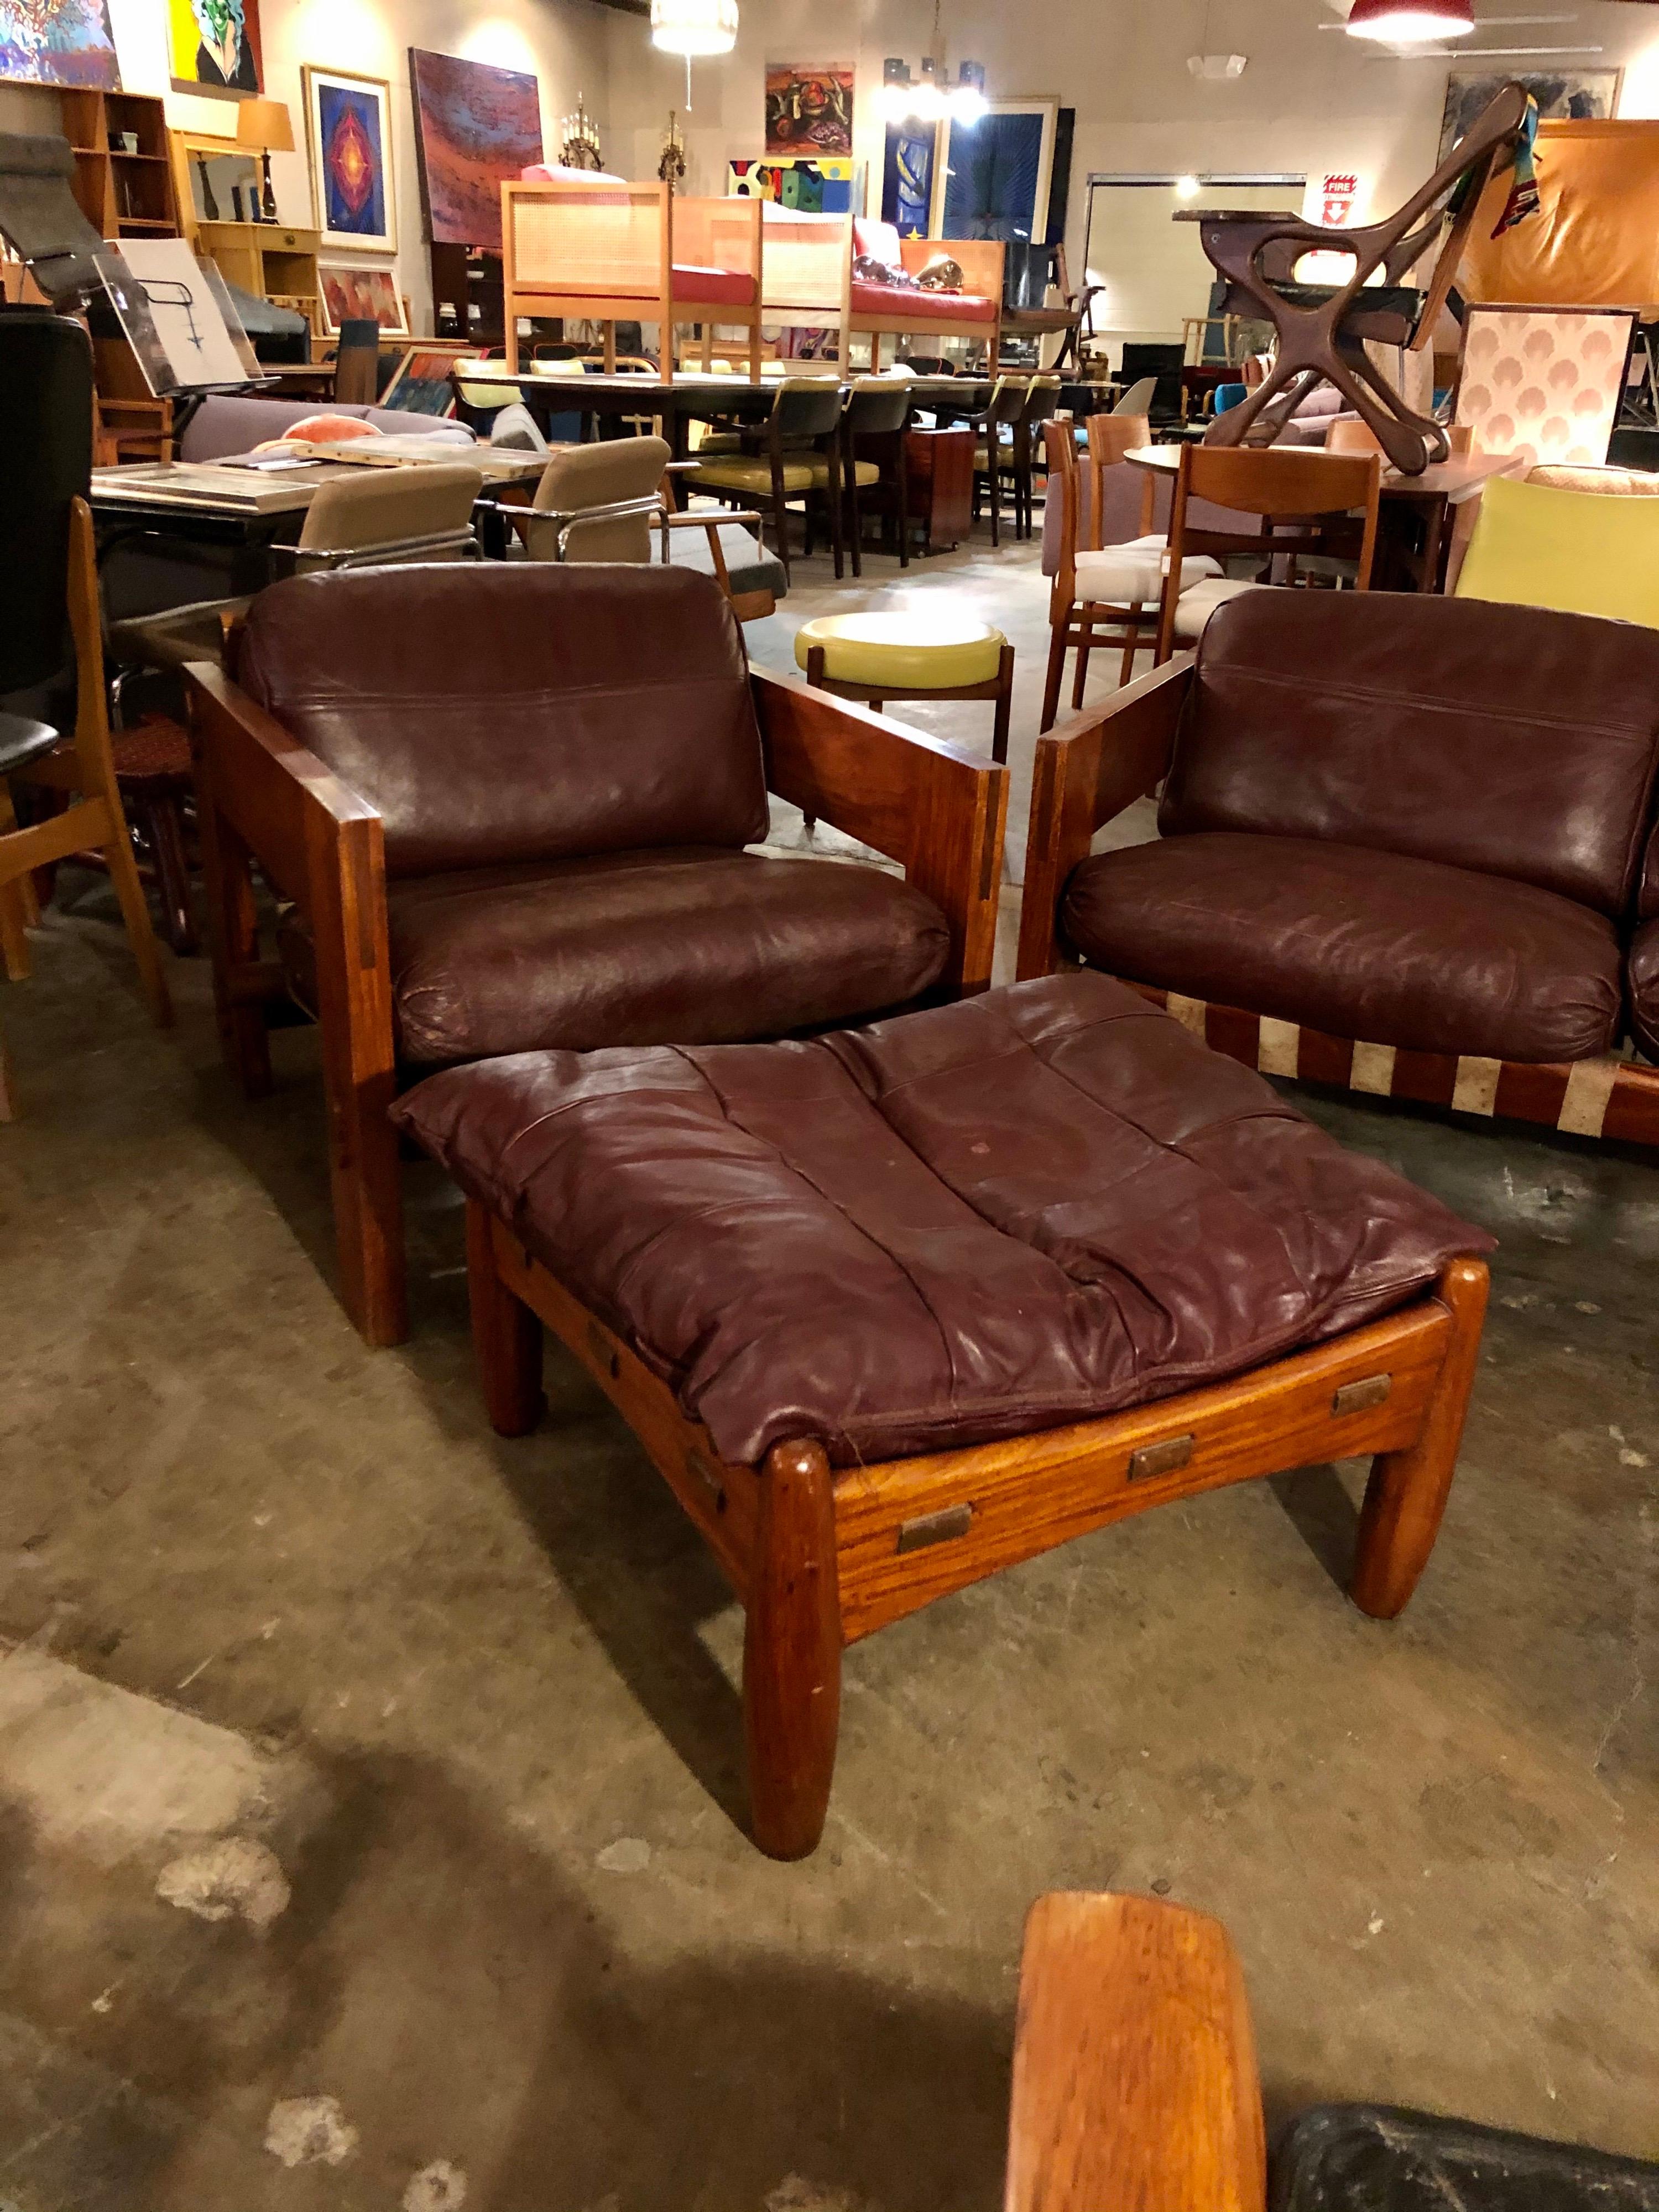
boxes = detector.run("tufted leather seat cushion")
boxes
[392,972,1490,1467]
[1064,832,1623,1065]
[384,847,950,1063]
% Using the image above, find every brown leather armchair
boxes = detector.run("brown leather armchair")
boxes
[1018,589,1659,1150]
[187,562,1008,1345]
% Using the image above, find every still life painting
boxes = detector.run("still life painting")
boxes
[304,65,397,252]
[764,65,854,157]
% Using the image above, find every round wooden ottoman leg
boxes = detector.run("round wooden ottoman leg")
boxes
[1350,1256,1489,1619]
[744,1439,842,1860]
[466,1200,545,1436]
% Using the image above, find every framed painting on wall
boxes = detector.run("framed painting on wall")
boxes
[935,97,1058,242]
[167,0,262,97]
[318,262,408,338]
[304,66,396,253]
[410,48,544,253]
[880,122,937,237]
[0,0,121,89]
[728,154,857,212]
[764,65,854,157]
[1439,67,1621,160]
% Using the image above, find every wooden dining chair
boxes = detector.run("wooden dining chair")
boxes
[972,375,1029,546]
[1044,416,1220,729]
[3,498,172,1116]
[1155,443,1382,663]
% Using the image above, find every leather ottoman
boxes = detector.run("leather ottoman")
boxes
[393,973,1494,1859]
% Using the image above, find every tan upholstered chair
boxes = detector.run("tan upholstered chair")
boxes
[108,462,486,674]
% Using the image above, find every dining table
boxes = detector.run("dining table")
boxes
[1122,441,1527,592]
[450,361,998,460]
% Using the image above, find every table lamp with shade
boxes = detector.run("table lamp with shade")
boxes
[235,98,294,222]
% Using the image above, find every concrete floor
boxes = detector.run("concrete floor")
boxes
[1,531,1656,2210]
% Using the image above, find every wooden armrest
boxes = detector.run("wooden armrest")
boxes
[184,661,380,916]
[1005,1892,1265,2212]
[1016,656,1194,982]
[752,666,1007,995]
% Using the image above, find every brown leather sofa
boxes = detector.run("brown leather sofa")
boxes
[186,562,1008,1345]
[1019,588,1659,1146]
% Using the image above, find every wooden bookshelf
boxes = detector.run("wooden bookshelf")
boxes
[60,90,179,239]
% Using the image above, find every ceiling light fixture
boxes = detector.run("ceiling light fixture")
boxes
[650,0,736,112]
[878,2,989,128]
[650,0,737,56]
[1345,0,1475,40]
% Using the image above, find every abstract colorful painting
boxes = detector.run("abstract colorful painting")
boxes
[167,0,262,96]
[0,0,119,88]
[304,66,396,252]
[765,65,854,157]
[410,48,543,253]
[729,155,855,214]
[319,263,407,338]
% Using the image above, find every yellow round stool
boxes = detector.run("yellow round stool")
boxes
[794,612,1015,763]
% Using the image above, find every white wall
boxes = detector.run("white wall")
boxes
[9,0,1659,336]
[2,0,614,330]
[603,0,1659,328]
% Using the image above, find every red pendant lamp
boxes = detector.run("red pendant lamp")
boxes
[1346,0,1475,39]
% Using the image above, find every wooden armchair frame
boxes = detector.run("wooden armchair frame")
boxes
[1018,660,1659,1150]
[3,498,171,1117]
[501,179,764,382]
[185,659,1008,1347]
[1006,1891,1267,2211]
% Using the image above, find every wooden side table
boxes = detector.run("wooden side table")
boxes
[904,426,975,553]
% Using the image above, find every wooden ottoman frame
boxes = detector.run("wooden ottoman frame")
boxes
[468,1198,1489,1861]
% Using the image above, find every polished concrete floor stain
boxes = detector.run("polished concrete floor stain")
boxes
[1,539,1655,2209]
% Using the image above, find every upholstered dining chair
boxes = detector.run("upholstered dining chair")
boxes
[1041,419,1222,729]
[830,377,914,575]
[971,375,1029,546]
[186,563,1008,1344]
[1154,442,1381,662]
[685,377,847,581]
[498,437,787,622]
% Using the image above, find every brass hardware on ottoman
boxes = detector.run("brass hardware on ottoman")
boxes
[393,972,1493,1861]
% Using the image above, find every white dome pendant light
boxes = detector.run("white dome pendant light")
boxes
[651,0,738,109]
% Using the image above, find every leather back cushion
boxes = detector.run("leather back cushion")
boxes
[237,563,770,876]
[1161,590,1659,917]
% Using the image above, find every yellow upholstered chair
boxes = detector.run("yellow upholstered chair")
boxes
[685,377,846,581]
[795,612,1014,764]
[1454,473,1659,628]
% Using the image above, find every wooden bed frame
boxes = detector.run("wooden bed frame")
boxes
[471,1201,1488,1859]
[849,233,1006,372]
[1018,658,1659,1149]
[185,662,1008,1348]
[500,178,764,380]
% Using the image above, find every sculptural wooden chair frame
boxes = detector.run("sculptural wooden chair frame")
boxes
[1190,82,1531,473]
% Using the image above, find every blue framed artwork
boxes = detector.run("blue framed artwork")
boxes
[303,64,397,253]
[940,98,1057,242]
[880,122,936,237]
